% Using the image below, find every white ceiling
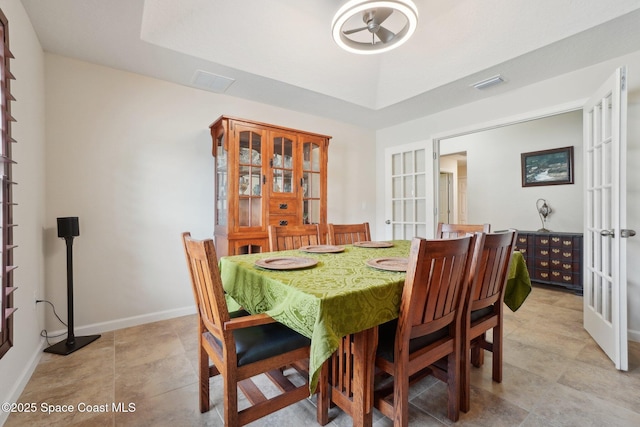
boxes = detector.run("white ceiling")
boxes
[20,0,640,129]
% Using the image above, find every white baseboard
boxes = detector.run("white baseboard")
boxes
[628,328,640,343]
[0,337,47,426]
[45,305,197,340]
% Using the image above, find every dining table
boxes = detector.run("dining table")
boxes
[218,239,531,426]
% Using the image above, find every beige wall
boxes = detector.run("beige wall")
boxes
[43,54,377,333]
[441,111,583,232]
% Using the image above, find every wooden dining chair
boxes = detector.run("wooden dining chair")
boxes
[436,222,490,239]
[461,229,517,412]
[373,235,478,425]
[268,224,322,251]
[327,222,371,245]
[182,232,312,426]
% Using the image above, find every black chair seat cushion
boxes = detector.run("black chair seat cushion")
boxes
[470,306,493,323]
[210,310,311,367]
[376,319,449,363]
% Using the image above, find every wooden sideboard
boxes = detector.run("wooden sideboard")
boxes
[514,230,583,294]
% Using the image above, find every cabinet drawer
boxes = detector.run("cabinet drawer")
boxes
[549,270,580,285]
[533,247,551,258]
[549,258,580,273]
[268,215,299,227]
[535,235,552,247]
[549,235,579,249]
[269,199,299,215]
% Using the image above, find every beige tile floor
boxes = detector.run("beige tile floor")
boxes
[5,285,640,426]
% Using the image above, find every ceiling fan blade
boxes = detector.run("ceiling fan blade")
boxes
[372,8,393,26]
[343,26,368,35]
[375,26,396,43]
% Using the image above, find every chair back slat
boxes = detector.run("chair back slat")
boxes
[268,224,321,251]
[401,236,476,339]
[436,222,490,239]
[182,233,231,343]
[469,230,518,311]
[328,223,371,245]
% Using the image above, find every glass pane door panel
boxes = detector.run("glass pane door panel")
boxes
[237,130,263,227]
[273,136,294,194]
[416,199,426,222]
[415,149,426,173]
[239,131,262,164]
[403,152,414,174]
[404,224,414,237]
[273,169,294,192]
[251,198,262,225]
[392,177,402,198]
[238,198,250,226]
[386,143,429,240]
[303,172,321,198]
[215,134,228,226]
[304,142,321,171]
[304,200,321,224]
[392,153,401,175]
[403,176,413,198]
[403,200,414,221]
[415,173,426,197]
[393,200,402,222]
[238,198,263,227]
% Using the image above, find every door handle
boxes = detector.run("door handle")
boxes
[600,229,637,238]
[621,229,636,238]
[385,220,391,224]
[600,229,615,237]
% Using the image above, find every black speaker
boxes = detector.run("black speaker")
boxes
[45,215,100,355]
[57,217,80,238]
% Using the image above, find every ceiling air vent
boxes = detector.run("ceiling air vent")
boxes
[471,75,504,90]
[191,70,235,93]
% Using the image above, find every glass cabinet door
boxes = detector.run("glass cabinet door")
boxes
[302,140,322,224]
[271,135,295,194]
[238,129,263,227]
[215,133,227,227]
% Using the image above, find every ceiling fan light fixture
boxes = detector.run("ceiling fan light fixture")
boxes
[332,0,419,55]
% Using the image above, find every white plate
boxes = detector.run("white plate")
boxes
[255,257,318,270]
[353,241,394,248]
[366,257,408,272]
[299,245,345,253]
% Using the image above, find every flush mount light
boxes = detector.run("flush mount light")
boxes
[332,0,419,55]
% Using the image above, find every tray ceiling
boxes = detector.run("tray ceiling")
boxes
[20,0,640,129]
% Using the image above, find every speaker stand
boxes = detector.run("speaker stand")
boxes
[44,235,100,355]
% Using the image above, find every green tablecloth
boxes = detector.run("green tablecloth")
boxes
[220,241,409,392]
[219,240,531,392]
[504,251,532,312]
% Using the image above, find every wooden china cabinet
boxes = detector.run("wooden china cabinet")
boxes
[210,116,331,257]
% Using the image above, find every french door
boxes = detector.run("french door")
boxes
[384,142,431,240]
[583,67,632,370]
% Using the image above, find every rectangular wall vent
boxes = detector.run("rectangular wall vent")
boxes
[191,70,235,93]
[471,74,504,90]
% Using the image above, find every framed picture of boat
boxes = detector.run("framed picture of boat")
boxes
[521,146,574,187]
